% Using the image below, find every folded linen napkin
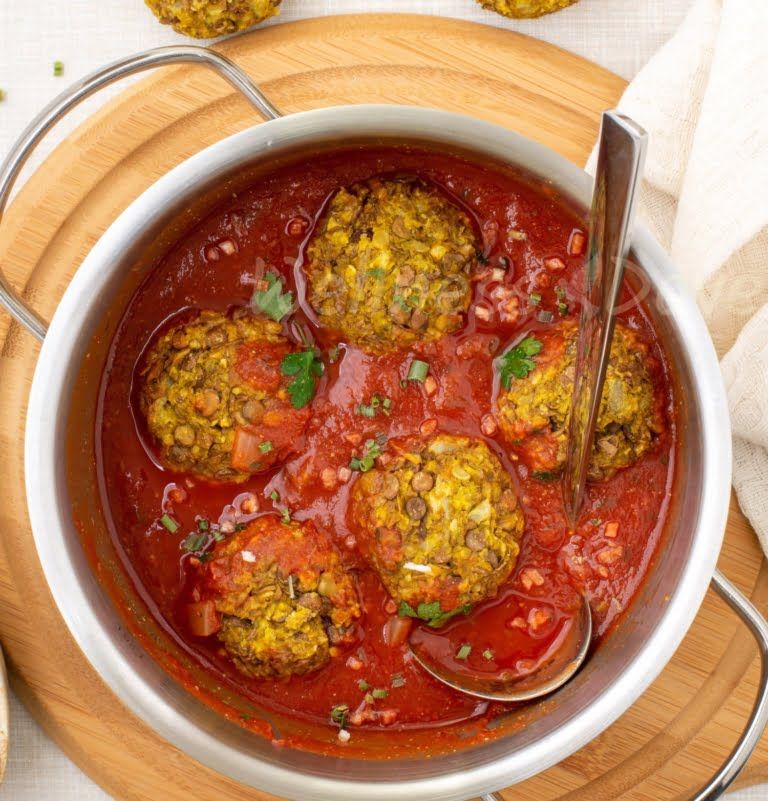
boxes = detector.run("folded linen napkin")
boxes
[588,0,768,551]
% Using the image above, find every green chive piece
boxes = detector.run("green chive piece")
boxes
[53,61,64,77]
[482,648,494,661]
[456,644,472,660]
[357,679,370,691]
[269,490,279,502]
[391,674,406,688]
[160,514,178,533]
[528,292,542,306]
[197,519,210,531]
[331,704,349,727]
[281,508,291,524]
[259,440,273,454]
[407,359,429,382]
[371,688,388,699]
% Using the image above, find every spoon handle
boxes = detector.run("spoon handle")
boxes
[563,111,648,525]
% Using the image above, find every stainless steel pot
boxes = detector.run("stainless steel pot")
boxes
[2,46,768,801]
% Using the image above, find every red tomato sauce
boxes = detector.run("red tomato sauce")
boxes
[95,145,675,753]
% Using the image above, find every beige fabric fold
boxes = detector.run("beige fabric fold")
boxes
[589,0,768,550]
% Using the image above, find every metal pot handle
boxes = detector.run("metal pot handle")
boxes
[482,569,768,801]
[0,45,281,342]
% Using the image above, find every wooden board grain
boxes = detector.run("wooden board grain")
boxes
[0,14,766,801]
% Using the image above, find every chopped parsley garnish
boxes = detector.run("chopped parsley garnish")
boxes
[356,394,392,418]
[281,348,324,409]
[357,679,370,691]
[259,440,273,454]
[398,600,472,628]
[391,674,406,688]
[407,359,430,383]
[456,644,472,660]
[350,437,385,472]
[482,648,494,661]
[371,688,389,699]
[53,60,64,77]
[528,292,542,306]
[252,271,294,321]
[160,514,179,533]
[197,519,210,532]
[269,490,280,502]
[330,704,349,728]
[497,336,542,389]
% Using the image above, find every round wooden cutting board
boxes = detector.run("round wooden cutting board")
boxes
[0,14,767,801]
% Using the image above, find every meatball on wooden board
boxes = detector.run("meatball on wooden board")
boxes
[0,15,763,801]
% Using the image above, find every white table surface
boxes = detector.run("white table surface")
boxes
[1,0,764,799]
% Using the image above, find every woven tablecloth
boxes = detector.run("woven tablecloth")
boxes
[4,1,762,799]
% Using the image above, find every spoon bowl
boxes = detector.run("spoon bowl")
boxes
[409,594,593,702]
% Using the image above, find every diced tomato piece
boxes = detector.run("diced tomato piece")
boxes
[186,601,221,637]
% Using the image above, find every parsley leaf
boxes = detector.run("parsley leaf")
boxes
[497,336,542,389]
[252,271,294,321]
[281,349,324,409]
[398,600,472,628]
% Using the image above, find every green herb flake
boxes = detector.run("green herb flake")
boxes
[269,490,280,502]
[160,514,179,533]
[259,440,273,454]
[371,688,389,699]
[330,704,349,727]
[53,60,64,77]
[407,359,430,383]
[281,348,324,409]
[197,519,210,532]
[328,345,341,364]
[537,310,554,324]
[350,438,384,472]
[356,394,391,418]
[391,674,406,689]
[398,600,472,628]
[252,271,294,321]
[367,268,386,280]
[357,679,370,692]
[497,336,543,389]
[181,532,207,554]
[528,292,542,306]
[281,508,291,524]
[482,648,494,661]
[212,529,226,542]
[456,644,472,661]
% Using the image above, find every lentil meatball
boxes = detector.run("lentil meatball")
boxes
[204,517,361,678]
[140,310,311,482]
[496,321,663,481]
[476,0,577,18]
[144,0,280,38]
[351,434,524,615]
[305,178,477,352]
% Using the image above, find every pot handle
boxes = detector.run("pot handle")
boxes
[0,46,281,342]
[480,569,768,801]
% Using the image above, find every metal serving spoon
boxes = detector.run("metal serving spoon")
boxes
[410,111,647,705]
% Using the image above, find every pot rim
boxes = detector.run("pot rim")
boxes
[24,104,731,801]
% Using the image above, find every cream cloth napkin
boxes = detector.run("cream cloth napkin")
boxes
[589,0,768,551]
